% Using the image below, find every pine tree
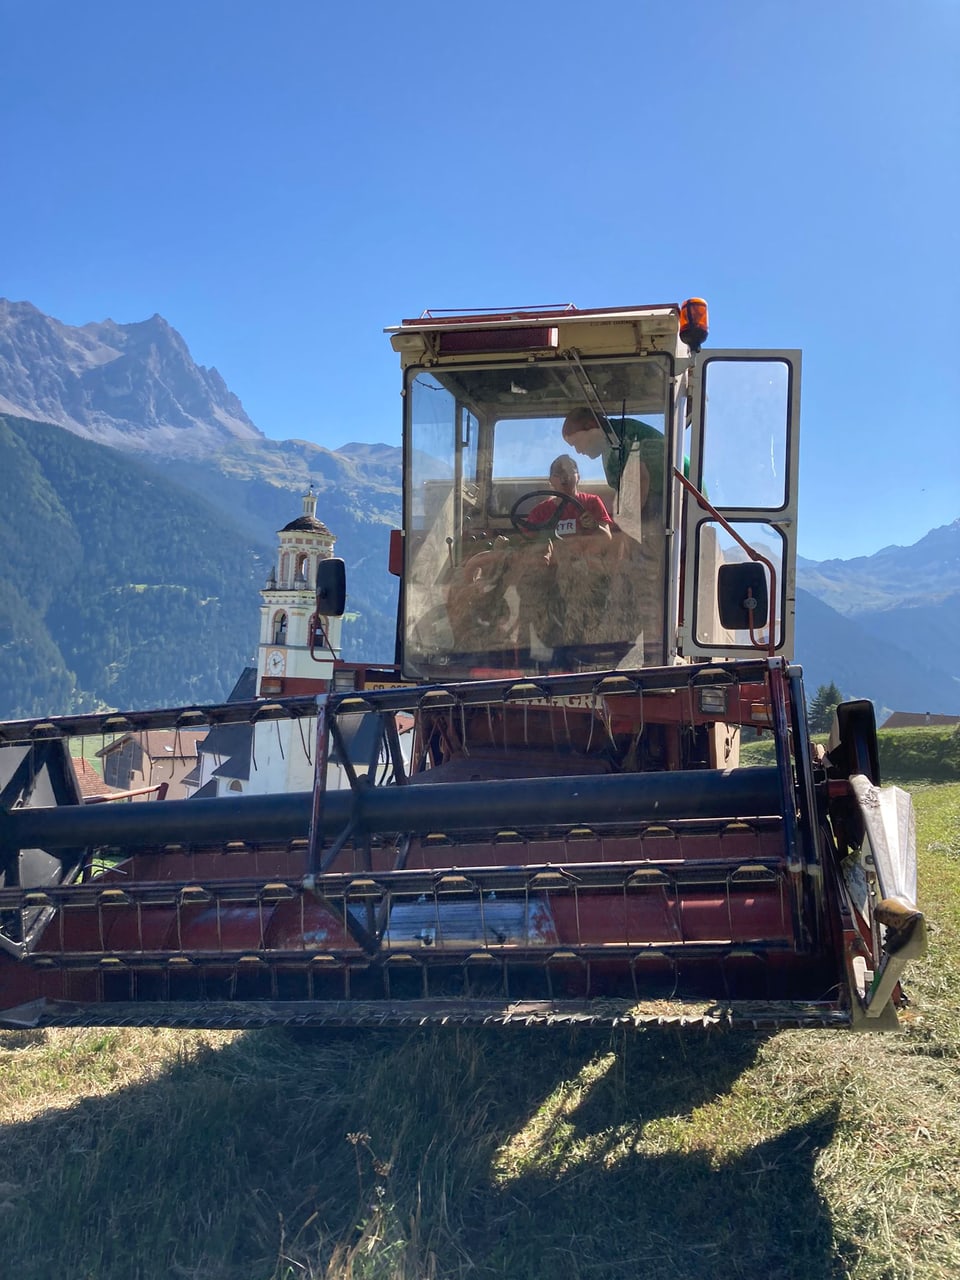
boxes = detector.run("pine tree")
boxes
[808,681,844,733]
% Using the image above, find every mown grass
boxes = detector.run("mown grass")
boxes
[0,782,957,1279]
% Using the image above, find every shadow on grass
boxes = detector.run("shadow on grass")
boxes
[473,1028,843,1279]
[0,1024,843,1280]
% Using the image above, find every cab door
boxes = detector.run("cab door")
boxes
[680,351,801,660]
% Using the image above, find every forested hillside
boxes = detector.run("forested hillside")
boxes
[794,588,960,717]
[0,414,269,718]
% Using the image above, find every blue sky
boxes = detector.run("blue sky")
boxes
[3,0,957,561]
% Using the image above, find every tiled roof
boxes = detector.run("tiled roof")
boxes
[882,712,960,729]
[71,757,121,799]
[97,729,207,760]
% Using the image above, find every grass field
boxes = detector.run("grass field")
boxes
[0,780,957,1279]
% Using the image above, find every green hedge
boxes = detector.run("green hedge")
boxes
[739,725,960,783]
[876,725,960,783]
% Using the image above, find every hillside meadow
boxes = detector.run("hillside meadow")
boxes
[740,722,960,783]
[0,771,957,1278]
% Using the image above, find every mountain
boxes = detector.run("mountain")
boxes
[0,298,956,720]
[793,587,960,719]
[0,299,403,710]
[796,521,960,714]
[797,520,960,613]
[0,300,263,454]
[852,592,960,688]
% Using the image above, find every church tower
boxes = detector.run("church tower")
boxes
[258,487,343,697]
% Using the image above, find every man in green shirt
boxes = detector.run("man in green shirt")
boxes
[561,407,680,664]
[561,407,687,512]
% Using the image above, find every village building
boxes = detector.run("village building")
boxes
[96,729,207,800]
[183,667,258,798]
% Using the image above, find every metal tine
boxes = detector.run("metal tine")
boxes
[383,712,407,784]
[725,876,734,942]
[296,714,313,765]
[328,714,359,789]
[585,693,598,755]
[365,712,386,778]
[411,711,430,775]
[684,678,697,738]
[602,696,617,748]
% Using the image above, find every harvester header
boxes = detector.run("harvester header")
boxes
[0,297,924,1031]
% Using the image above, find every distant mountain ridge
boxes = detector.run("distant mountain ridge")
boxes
[0,299,263,454]
[794,586,959,719]
[796,521,960,711]
[797,520,960,612]
[0,299,956,719]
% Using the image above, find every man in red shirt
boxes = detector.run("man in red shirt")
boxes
[448,456,615,656]
[524,454,613,545]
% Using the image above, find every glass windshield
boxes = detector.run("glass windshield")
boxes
[403,355,672,680]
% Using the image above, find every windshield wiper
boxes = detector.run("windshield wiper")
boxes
[562,349,621,448]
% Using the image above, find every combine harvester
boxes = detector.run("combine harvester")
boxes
[0,299,925,1030]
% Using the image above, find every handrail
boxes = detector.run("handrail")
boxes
[673,468,778,656]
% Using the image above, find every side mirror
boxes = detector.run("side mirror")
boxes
[388,529,403,577]
[316,557,346,617]
[828,699,881,785]
[717,562,768,631]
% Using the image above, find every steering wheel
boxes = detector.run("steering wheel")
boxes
[509,490,586,533]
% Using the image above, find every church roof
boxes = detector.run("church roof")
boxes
[279,514,332,534]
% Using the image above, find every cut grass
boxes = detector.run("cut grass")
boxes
[0,783,957,1279]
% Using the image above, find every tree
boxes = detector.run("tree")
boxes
[808,682,844,734]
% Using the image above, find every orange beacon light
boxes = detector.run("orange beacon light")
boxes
[679,298,709,352]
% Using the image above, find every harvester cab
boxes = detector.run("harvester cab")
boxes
[0,299,925,1032]
[388,300,799,681]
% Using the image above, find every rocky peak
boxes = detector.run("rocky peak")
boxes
[0,299,265,456]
